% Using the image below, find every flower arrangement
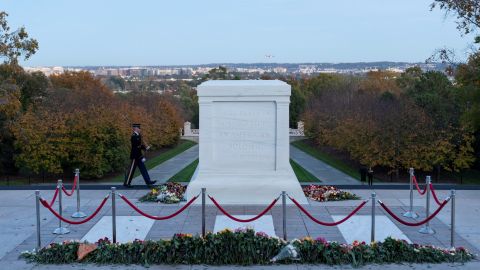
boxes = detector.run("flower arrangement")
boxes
[303,185,360,202]
[139,182,186,204]
[21,230,474,266]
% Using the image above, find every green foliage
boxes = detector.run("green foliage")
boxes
[289,84,306,126]
[21,232,474,266]
[0,11,38,64]
[456,51,480,130]
[200,66,241,82]
[0,78,21,174]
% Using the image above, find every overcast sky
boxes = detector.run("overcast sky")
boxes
[2,0,475,66]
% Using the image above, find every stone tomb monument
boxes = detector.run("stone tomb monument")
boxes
[186,80,308,204]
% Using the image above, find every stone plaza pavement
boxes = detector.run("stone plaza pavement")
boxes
[0,188,479,269]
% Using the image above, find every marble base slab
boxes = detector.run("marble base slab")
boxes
[213,215,276,237]
[81,216,154,244]
[187,167,308,204]
[332,215,411,244]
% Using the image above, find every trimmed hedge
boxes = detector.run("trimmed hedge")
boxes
[21,229,474,266]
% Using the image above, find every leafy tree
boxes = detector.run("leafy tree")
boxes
[0,11,38,64]
[289,83,306,127]
[0,80,21,174]
[431,0,480,38]
[407,71,458,128]
[456,51,480,129]
[397,66,423,91]
[359,70,401,95]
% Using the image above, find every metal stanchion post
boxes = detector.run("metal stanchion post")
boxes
[450,189,456,249]
[371,192,376,243]
[282,191,287,241]
[111,187,117,243]
[419,176,435,234]
[72,169,86,218]
[403,168,418,218]
[35,190,41,250]
[201,188,206,237]
[53,180,70,234]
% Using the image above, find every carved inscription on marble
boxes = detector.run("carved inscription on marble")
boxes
[212,101,276,171]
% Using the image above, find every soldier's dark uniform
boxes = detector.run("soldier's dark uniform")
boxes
[124,124,156,187]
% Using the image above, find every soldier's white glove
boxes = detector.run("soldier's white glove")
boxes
[146,145,151,151]
[141,158,146,163]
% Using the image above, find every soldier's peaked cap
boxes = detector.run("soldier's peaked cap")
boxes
[132,123,141,128]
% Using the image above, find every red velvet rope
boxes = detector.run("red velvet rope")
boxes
[48,188,59,207]
[61,175,78,196]
[429,183,442,206]
[40,194,109,225]
[412,175,427,195]
[208,195,278,223]
[290,196,367,226]
[119,194,197,220]
[379,198,449,226]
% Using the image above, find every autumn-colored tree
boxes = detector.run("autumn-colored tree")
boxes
[12,109,69,174]
[359,70,401,95]
[302,69,475,180]
[13,72,183,178]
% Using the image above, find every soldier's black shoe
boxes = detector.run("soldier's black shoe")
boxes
[123,183,133,188]
[146,180,157,187]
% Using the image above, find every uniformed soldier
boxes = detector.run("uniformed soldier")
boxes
[123,124,157,187]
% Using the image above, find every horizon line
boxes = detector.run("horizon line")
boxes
[22,60,444,68]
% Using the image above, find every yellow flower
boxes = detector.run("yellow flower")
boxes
[302,236,313,242]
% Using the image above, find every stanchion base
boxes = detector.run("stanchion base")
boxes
[418,226,435,235]
[53,227,70,235]
[402,211,419,219]
[71,211,87,218]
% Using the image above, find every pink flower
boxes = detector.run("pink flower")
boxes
[255,231,269,238]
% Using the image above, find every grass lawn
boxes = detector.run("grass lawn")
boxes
[442,169,480,185]
[167,158,320,183]
[104,140,197,182]
[168,159,198,182]
[290,159,321,182]
[291,139,360,180]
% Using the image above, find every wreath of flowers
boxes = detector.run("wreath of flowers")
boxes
[139,182,186,204]
[303,185,360,202]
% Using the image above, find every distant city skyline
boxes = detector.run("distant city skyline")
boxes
[2,0,476,66]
